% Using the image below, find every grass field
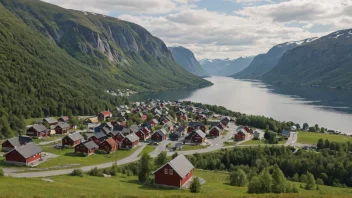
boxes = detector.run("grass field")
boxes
[32,135,65,144]
[297,132,352,145]
[241,139,286,145]
[138,145,156,157]
[0,170,351,198]
[33,146,140,169]
[182,144,210,151]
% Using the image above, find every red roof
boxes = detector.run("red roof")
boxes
[243,126,251,133]
[141,115,147,121]
[100,111,111,117]
[105,138,118,146]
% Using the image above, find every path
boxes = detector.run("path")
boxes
[38,139,61,146]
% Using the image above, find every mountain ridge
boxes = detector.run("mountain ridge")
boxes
[200,57,254,76]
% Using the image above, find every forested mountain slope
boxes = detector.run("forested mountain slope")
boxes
[169,46,209,77]
[232,38,317,79]
[262,29,352,88]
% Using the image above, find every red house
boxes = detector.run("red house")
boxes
[185,129,206,144]
[1,136,33,152]
[121,134,139,149]
[43,117,58,126]
[209,126,222,137]
[26,124,49,138]
[109,131,125,143]
[99,138,118,153]
[54,122,70,134]
[62,132,84,147]
[74,141,99,156]
[220,117,230,127]
[153,155,194,188]
[217,122,226,130]
[98,111,112,121]
[150,119,159,126]
[243,126,252,134]
[58,116,69,122]
[135,127,151,141]
[88,132,108,146]
[151,129,167,142]
[235,129,247,141]
[187,122,206,133]
[3,143,42,166]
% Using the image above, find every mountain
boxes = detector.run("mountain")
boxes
[0,0,210,138]
[200,57,254,76]
[262,29,352,88]
[169,46,209,77]
[232,38,318,79]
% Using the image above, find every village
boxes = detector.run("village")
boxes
[0,99,302,188]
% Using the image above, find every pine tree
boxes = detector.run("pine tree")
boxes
[248,176,262,194]
[171,152,179,159]
[190,177,201,193]
[154,151,168,167]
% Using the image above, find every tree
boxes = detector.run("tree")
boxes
[303,123,309,130]
[154,151,168,167]
[228,169,248,186]
[190,177,201,193]
[320,127,325,133]
[317,138,325,150]
[292,173,299,182]
[316,178,324,185]
[295,123,301,130]
[272,165,286,193]
[138,153,153,183]
[299,174,308,183]
[71,169,83,177]
[324,139,330,148]
[248,176,262,194]
[171,152,179,159]
[259,168,272,193]
[305,172,316,190]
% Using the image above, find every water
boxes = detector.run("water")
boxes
[130,76,352,134]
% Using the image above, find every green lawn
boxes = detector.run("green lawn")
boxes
[34,146,140,169]
[33,135,66,144]
[298,132,352,145]
[240,139,286,146]
[138,145,156,157]
[222,130,229,138]
[181,144,209,151]
[0,170,351,198]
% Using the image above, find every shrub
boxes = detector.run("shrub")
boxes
[71,169,83,177]
[190,177,201,193]
[89,167,103,177]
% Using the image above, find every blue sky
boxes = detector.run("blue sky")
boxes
[43,0,351,59]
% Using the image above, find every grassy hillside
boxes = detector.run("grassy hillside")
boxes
[1,0,211,91]
[1,170,351,198]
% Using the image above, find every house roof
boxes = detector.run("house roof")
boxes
[194,129,206,138]
[155,129,167,137]
[87,117,99,123]
[56,122,70,129]
[31,124,47,132]
[3,136,33,147]
[188,122,203,127]
[83,141,99,150]
[210,126,221,132]
[125,134,139,142]
[59,116,69,121]
[153,155,194,179]
[100,111,111,117]
[91,132,107,139]
[104,138,118,147]
[44,117,58,124]
[130,124,139,133]
[116,127,131,134]
[176,126,185,133]
[4,143,42,159]
[66,132,84,141]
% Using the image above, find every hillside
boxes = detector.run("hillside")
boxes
[169,46,209,77]
[232,38,317,79]
[0,0,210,138]
[262,29,352,88]
[200,57,253,76]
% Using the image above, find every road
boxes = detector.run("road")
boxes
[5,122,237,178]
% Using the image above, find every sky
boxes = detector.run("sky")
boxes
[42,0,352,59]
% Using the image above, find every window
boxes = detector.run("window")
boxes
[169,169,173,175]
[164,168,168,174]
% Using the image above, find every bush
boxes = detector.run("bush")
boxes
[71,169,84,177]
[89,167,103,177]
[0,168,4,176]
[190,177,202,193]
[228,169,248,186]
[316,178,324,185]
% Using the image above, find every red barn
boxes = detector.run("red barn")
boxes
[74,141,99,156]
[99,138,118,153]
[26,124,49,138]
[235,129,247,141]
[153,155,194,188]
[185,130,206,144]
[151,129,167,142]
[54,122,70,134]
[121,134,139,149]
[209,126,222,137]
[62,133,84,147]
[1,136,33,152]
[135,127,151,141]
[3,143,42,166]
[98,111,112,121]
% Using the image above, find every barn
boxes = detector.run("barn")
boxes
[121,134,139,149]
[151,129,167,142]
[54,122,70,134]
[235,129,247,141]
[3,143,42,166]
[62,132,84,147]
[74,141,99,156]
[153,155,194,188]
[99,138,118,153]
[1,136,33,152]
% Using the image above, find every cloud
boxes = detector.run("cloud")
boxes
[41,0,197,14]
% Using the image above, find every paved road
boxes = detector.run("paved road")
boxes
[38,139,62,146]
[5,122,238,178]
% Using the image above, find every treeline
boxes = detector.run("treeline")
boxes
[185,146,352,188]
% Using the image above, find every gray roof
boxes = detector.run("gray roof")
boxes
[188,122,203,127]
[210,126,222,132]
[155,129,167,137]
[44,117,58,124]
[153,155,194,179]
[125,134,139,142]
[83,141,99,150]
[4,136,33,147]
[92,132,107,139]
[194,129,206,138]
[31,124,48,132]
[130,124,139,133]
[56,122,70,129]
[66,132,84,141]
[5,143,42,158]
[117,127,131,134]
